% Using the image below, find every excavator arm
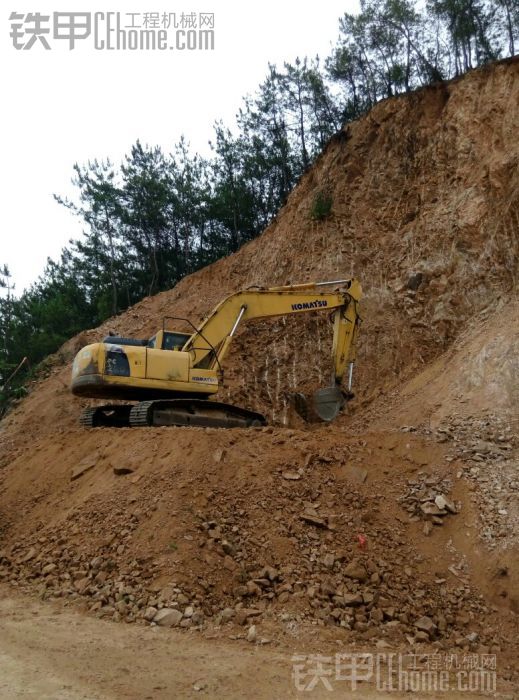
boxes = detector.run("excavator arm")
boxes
[180,278,362,421]
[330,285,361,390]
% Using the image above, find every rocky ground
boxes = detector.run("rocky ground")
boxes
[7,586,511,699]
[0,421,517,692]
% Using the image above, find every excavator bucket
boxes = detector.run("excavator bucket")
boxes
[311,387,344,422]
[291,386,345,423]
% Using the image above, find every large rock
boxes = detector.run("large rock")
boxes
[344,560,368,582]
[220,607,235,622]
[222,540,236,557]
[235,608,262,625]
[435,494,457,513]
[144,606,158,621]
[153,608,183,627]
[415,615,437,636]
[343,593,364,606]
[322,553,335,569]
[343,464,368,484]
[420,502,445,517]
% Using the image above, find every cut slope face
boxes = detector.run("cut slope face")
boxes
[0,59,518,673]
[360,297,519,431]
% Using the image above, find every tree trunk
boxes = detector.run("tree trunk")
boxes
[104,206,118,316]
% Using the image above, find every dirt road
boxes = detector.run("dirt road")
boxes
[1,587,506,700]
[1,587,285,700]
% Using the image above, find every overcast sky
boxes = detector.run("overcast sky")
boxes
[1,1,358,292]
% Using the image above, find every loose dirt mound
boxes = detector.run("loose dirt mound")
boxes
[0,59,518,682]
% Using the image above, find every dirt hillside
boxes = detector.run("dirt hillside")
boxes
[0,58,518,693]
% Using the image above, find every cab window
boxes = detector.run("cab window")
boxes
[147,335,157,349]
[163,332,190,351]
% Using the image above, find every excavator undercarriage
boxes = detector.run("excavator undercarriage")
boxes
[78,389,347,430]
[79,399,266,429]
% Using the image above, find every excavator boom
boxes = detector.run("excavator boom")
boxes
[184,279,361,377]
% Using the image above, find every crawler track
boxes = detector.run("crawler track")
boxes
[80,400,266,429]
[79,405,133,428]
[129,399,266,428]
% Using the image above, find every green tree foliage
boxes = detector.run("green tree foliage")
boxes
[495,0,519,55]
[0,265,16,409]
[1,0,516,418]
[55,160,124,318]
[327,0,509,112]
[428,0,501,73]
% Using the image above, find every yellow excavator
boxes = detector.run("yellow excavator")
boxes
[71,278,362,428]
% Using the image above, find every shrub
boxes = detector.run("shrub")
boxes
[310,190,333,220]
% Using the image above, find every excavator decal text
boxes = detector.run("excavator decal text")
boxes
[191,375,218,384]
[291,300,328,311]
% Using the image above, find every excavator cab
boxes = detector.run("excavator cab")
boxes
[147,330,191,351]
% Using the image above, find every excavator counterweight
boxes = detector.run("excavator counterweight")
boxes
[71,278,362,428]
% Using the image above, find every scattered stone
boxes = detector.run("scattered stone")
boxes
[74,577,90,594]
[71,453,99,481]
[221,540,236,556]
[406,272,423,291]
[343,593,363,607]
[300,514,328,529]
[343,464,368,484]
[261,566,279,581]
[420,502,445,517]
[235,608,262,626]
[41,563,57,575]
[435,494,457,513]
[144,606,158,622]
[322,553,335,569]
[282,471,301,480]
[220,608,235,623]
[415,616,437,636]
[208,526,221,539]
[192,612,204,626]
[246,625,257,643]
[423,521,433,536]
[221,556,234,572]
[415,631,430,642]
